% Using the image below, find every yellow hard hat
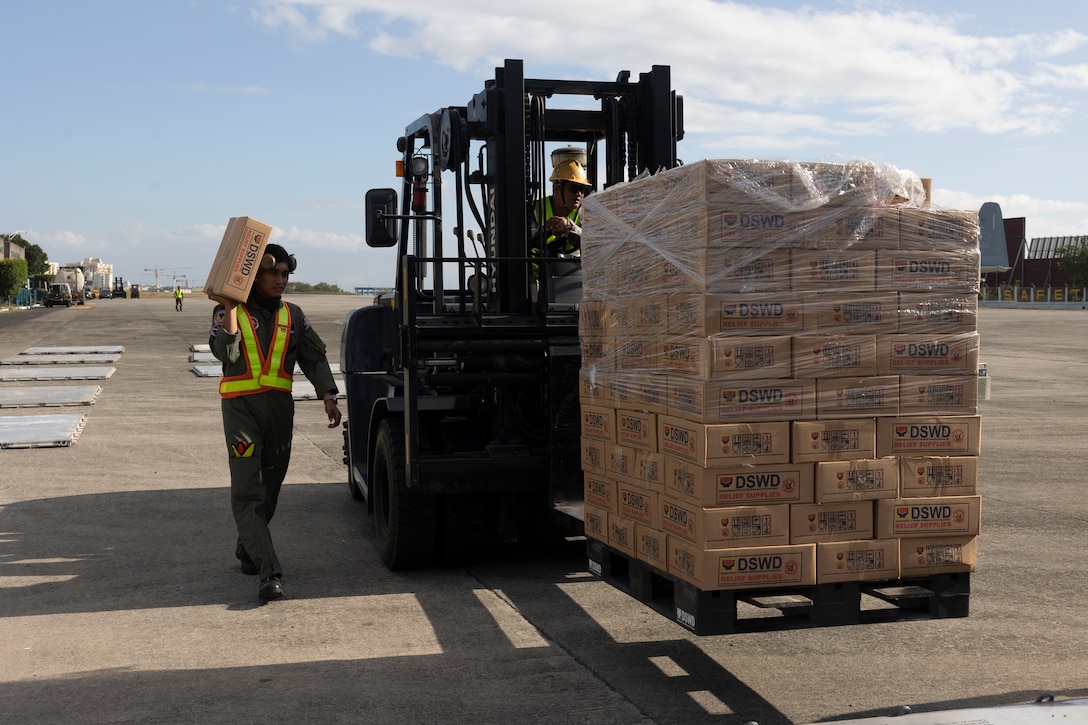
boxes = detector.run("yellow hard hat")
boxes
[549,159,590,188]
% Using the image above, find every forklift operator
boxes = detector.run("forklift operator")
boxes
[529,159,591,264]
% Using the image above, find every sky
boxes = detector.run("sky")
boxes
[4,0,1088,288]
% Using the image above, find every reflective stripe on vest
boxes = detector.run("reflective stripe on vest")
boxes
[219,303,294,397]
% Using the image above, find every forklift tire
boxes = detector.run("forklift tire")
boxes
[372,417,437,570]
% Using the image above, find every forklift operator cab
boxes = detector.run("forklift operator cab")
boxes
[363,184,584,307]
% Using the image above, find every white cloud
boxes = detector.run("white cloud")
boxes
[273,225,365,251]
[937,187,1088,239]
[252,0,1088,141]
[34,229,89,250]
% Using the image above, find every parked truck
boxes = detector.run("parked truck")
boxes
[51,267,86,306]
[341,59,683,569]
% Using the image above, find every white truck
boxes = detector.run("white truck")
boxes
[48,267,86,306]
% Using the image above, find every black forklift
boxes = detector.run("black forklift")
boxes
[341,59,683,569]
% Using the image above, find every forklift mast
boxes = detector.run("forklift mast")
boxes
[386,58,683,315]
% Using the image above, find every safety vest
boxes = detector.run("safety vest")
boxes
[533,196,581,255]
[219,303,294,397]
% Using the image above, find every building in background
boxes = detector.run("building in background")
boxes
[2,238,25,260]
[987,218,1088,289]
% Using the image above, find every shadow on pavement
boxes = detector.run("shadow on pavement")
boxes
[2,484,790,724]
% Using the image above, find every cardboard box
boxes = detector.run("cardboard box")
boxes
[579,300,615,336]
[580,403,616,443]
[615,409,657,452]
[578,367,615,406]
[658,337,716,379]
[813,457,900,503]
[897,293,978,334]
[817,539,901,583]
[816,376,899,418]
[668,378,816,423]
[712,336,794,379]
[611,371,668,414]
[705,246,792,292]
[583,503,609,543]
[660,416,792,466]
[611,335,659,373]
[661,498,790,548]
[617,482,660,530]
[583,473,618,514]
[664,458,815,507]
[604,443,637,483]
[790,501,876,544]
[810,292,900,334]
[792,335,879,378]
[792,418,878,463]
[669,540,816,591]
[706,504,792,548]
[634,449,666,493]
[791,250,877,291]
[899,536,978,576]
[876,415,981,457]
[717,209,806,245]
[803,207,901,251]
[876,333,979,376]
[898,455,979,498]
[898,208,979,250]
[670,293,809,336]
[659,336,793,380]
[608,514,636,556]
[601,250,660,300]
[899,375,978,415]
[581,436,608,473]
[205,216,273,303]
[878,249,981,292]
[634,522,669,571]
[580,335,612,370]
[875,497,982,538]
[614,294,669,333]
[655,255,703,295]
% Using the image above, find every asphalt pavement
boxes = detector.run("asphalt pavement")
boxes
[1,296,1087,725]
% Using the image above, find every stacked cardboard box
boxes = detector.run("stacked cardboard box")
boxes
[579,159,980,591]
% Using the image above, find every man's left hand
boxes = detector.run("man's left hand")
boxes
[324,398,342,428]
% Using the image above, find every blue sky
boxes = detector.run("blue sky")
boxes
[4,0,1087,287]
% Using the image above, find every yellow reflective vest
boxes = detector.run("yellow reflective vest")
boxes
[219,303,294,397]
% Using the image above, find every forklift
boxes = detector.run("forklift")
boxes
[341,59,683,569]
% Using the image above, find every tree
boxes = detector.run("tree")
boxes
[0,258,29,302]
[1057,239,1088,288]
[23,241,48,277]
[1,233,48,277]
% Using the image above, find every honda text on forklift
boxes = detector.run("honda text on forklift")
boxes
[341,59,683,569]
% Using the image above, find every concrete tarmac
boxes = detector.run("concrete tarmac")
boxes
[1,297,1086,724]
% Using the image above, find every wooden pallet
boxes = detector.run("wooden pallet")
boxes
[587,539,970,635]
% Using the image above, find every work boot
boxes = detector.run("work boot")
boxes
[259,575,283,601]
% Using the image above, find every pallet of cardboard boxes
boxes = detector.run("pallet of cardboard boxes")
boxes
[579,159,980,634]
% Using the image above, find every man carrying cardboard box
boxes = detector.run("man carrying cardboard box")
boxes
[207,243,342,601]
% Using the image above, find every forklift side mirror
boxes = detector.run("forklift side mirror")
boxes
[365,188,399,248]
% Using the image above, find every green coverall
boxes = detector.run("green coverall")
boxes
[210,299,338,581]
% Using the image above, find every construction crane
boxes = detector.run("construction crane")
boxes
[143,267,194,290]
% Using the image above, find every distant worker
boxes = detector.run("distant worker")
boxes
[206,243,342,601]
[174,286,184,312]
[529,159,591,275]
